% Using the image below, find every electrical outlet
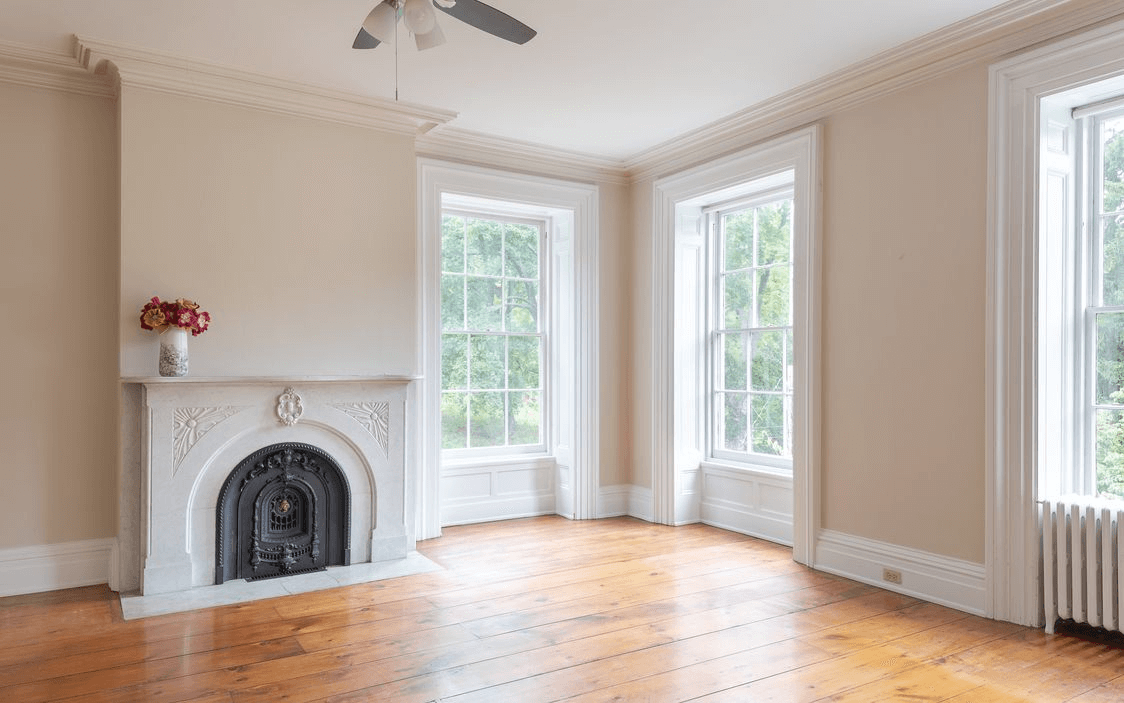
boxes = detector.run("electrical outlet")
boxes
[882,568,903,585]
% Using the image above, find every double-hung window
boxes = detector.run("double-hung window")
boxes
[1080,106,1124,500]
[1042,93,1124,502]
[707,191,795,469]
[439,211,546,456]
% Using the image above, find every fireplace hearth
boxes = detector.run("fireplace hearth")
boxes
[216,443,350,584]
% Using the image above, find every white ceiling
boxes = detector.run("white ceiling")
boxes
[0,0,1016,160]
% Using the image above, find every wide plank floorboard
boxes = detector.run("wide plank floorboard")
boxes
[2,516,1123,702]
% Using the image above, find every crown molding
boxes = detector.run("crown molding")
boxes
[626,0,1124,182]
[74,36,456,136]
[0,39,114,98]
[416,127,630,186]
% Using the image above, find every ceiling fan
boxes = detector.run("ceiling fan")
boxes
[353,0,537,51]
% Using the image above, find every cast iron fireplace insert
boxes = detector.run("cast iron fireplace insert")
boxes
[215,442,351,583]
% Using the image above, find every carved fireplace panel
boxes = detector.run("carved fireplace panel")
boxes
[216,443,351,584]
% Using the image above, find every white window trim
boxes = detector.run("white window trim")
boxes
[438,208,551,459]
[650,125,821,566]
[986,16,1124,627]
[417,159,600,539]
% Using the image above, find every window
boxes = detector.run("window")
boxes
[1081,107,1124,500]
[439,211,546,454]
[1040,87,1124,503]
[708,192,795,468]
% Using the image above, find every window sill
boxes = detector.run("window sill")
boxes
[700,459,792,482]
[442,453,556,471]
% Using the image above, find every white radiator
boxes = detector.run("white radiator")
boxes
[1041,497,1124,634]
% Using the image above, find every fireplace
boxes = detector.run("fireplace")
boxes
[216,443,351,583]
[116,377,416,597]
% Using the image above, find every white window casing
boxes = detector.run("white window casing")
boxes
[418,159,599,537]
[650,125,821,564]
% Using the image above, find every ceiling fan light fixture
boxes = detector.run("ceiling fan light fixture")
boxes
[362,1,398,44]
[414,21,446,50]
[402,0,437,35]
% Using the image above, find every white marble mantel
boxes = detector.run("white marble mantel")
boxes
[116,375,418,596]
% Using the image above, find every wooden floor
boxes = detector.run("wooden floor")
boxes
[3,518,1124,702]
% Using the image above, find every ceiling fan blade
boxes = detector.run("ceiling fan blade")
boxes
[352,27,382,49]
[435,0,537,45]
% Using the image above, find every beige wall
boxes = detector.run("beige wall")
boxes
[118,87,418,377]
[0,81,119,548]
[629,178,654,490]
[1,49,989,567]
[597,180,632,486]
[820,64,988,562]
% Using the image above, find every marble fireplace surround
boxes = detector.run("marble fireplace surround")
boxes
[117,376,417,598]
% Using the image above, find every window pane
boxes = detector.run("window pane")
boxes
[506,279,539,333]
[508,335,540,390]
[465,276,502,331]
[1096,409,1124,500]
[469,335,505,390]
[723,210,754,271]
[721,392,748,452]
[467,218,503,276]
[757,266,791,327]
[441,274,464,331]
[1103,216,1124,306]
[441,392,467,450]
[505,223,540,279]
[723,271,753,329]
[469,391,505,448]
[509,391,541,445]
[751,330,785,391]
[751,394,785,456]
[757,200,792,266]
[441,334,467,390]
[1102,118,1124,305]
[1096,312,1124,405]
[442,215,465,273]
[1102,116,1124,212]
[723,333,747,391]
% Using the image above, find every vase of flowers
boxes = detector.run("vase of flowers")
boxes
[140,296,212,377]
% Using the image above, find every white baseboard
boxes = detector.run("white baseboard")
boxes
[628,486,653,522]
[815,529,986,617]
[598,485,630,517]
[597,484,653,522]
[0,538,116,597]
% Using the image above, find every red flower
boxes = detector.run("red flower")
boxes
[192,311,212,336]
[139,296,211,335]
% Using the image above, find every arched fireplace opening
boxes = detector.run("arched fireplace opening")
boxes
[216,442,351,584]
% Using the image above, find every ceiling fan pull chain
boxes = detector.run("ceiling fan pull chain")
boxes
[394,1,399,101]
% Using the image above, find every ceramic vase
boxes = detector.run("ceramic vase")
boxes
[159,326,189,377]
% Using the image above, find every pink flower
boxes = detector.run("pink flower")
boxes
[176,310,196,328]
[140,296,211,335]
[192,311,211,336]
